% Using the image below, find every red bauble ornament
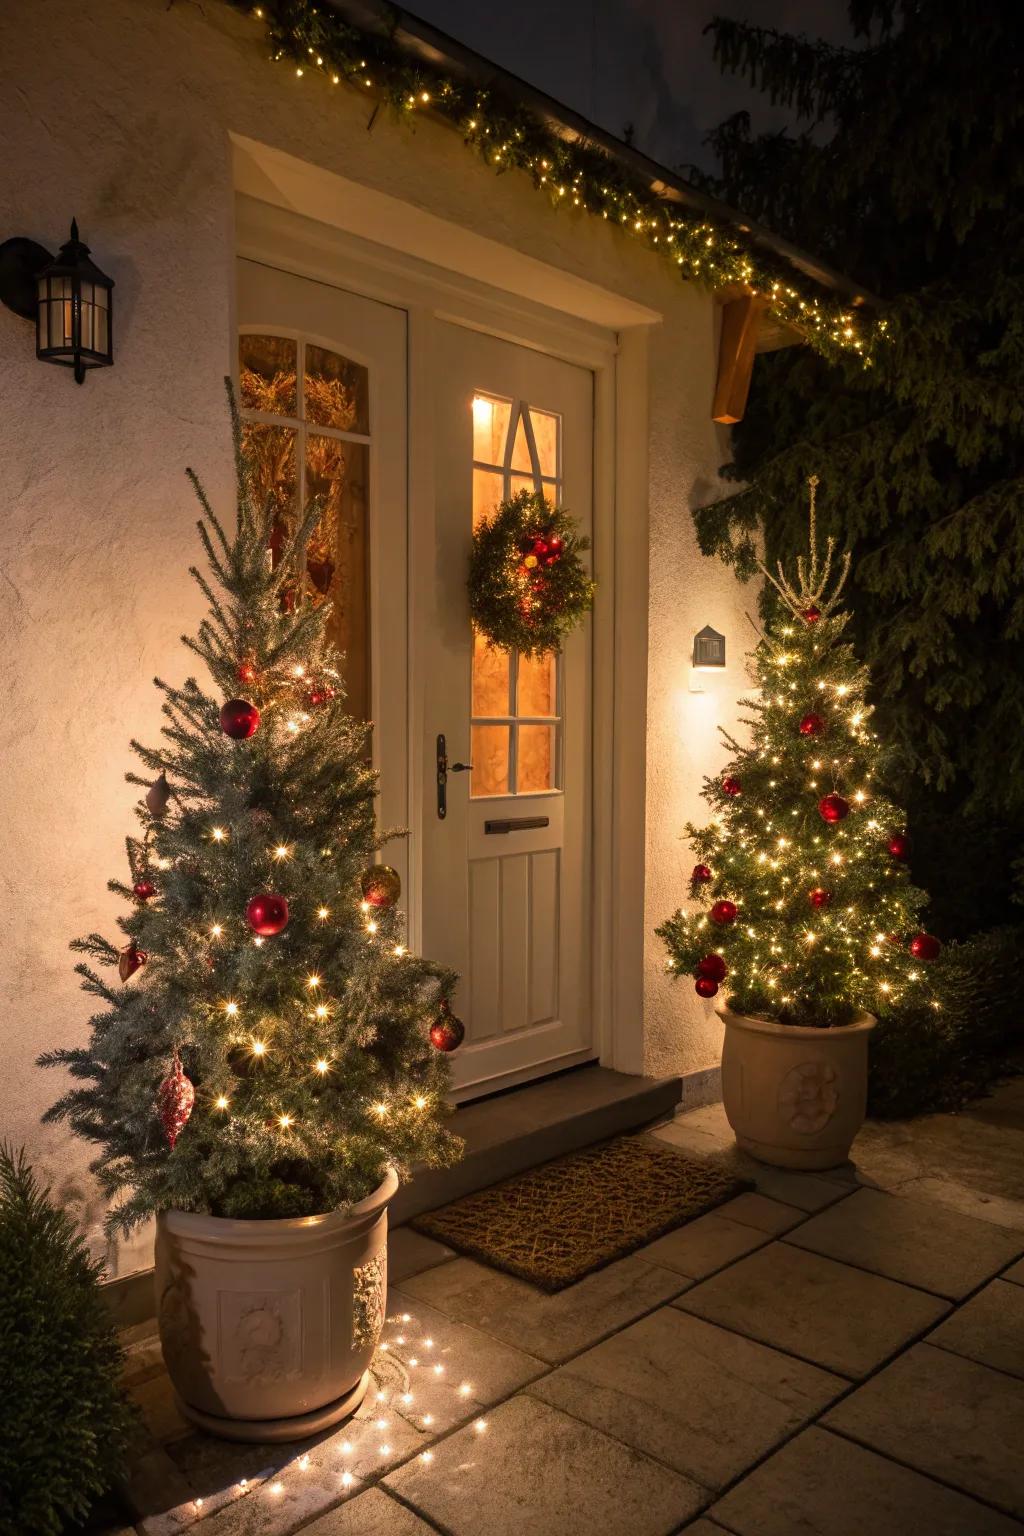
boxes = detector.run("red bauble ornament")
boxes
[308,682,338,708]
[133,879,156,901]
[220,698,261,740]
[695,976,719,998]
[158,1053,195,1149]
[430,1002,465,1053]
[360,865,401,910]
[909,932,942,961]
[710,900,738,925]
[799,713,826,737]
[237,659,257,684]
[808,888,832,909]
[146,772,171,818]
[690,864,713,886]
[118,943,147,982]
[818,793,850,824]
[245,893,290,936]
[721,776,742,798]
[887,833,911,861]
[696,953,727,982]
[803,606,822,624]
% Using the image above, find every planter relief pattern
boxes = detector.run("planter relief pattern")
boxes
[777,1060,839,1135]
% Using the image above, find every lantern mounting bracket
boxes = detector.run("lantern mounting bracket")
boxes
[0,237,54,321]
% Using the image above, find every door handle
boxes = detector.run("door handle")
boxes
[436,734,473,819]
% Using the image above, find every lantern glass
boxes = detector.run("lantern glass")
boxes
[34,222,113,382]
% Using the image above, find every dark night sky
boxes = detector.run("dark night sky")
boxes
[409,0,852,173]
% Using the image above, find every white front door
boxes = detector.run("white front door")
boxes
[234,258,409,889]
[422,323,595,1096]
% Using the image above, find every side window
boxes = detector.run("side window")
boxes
[469,395,562,798]
[238,333,371,721]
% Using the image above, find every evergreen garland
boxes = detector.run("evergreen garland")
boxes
[690,1,1024,937]
[468,490,595,657]
[220,0,880,365]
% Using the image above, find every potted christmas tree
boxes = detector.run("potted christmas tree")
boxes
[41,387,462,1442]
[658,481,944,1169]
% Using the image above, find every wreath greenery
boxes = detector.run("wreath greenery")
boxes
[468,490,596,657]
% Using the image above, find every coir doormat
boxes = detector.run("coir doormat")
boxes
[411,1135,751,1291]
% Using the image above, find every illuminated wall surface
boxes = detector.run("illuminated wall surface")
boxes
[0,0,751,1273]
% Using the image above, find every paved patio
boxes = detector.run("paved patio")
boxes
[111,1082,1024,1535]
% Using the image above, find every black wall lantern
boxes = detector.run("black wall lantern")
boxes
[0,220,113,383]
[692,625,726,670]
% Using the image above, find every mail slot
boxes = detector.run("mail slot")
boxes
[484,816,550,835]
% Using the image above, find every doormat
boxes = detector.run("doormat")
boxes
[411,1135,751,1292]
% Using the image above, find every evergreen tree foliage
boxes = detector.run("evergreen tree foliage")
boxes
[0,1145,135,1536]
[41,387,461,1233]
[689,1,1024,935]
[658,506,945,1028]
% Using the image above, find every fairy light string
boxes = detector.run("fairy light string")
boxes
[227,0,885,366]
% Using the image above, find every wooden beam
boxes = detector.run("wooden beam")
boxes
[712,294,769,424]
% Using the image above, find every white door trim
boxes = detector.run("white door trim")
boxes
[233,191,655,1081]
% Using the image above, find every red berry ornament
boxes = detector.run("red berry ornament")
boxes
[695,976,719,999]
[690,864,713,885]
[237,659,257,684]
[158,1053,195,1149]
[710,900,738,925]
[803,606,822,624]
[909,932,942,961]
[696,953,727,982]
[799,713,826,737]
[818,793,850,824]
[888,832,911,861]
[118,942,147,982]
[220,699,261,740]
[245,893,290,936]
[430,1002,466,1052]
[360,865,401,910]
[721,776,742,798]
[808,888,832,909]
[133,879,156,901]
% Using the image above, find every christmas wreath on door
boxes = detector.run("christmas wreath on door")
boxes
[467,489,595,657]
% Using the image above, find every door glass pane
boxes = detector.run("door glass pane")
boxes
[472,395,510,465]
[510,472,536,500]
[529,409,559,478]
[518,725,555,792]
[305,435,370,721]
[239,335,297,417]
[304,345,369,434]
[473,468,504,529]
[240,422,298,550]
[471,725,510,797]
[517,651,556,717]
[510,413,533,473]
[472,629,510,716]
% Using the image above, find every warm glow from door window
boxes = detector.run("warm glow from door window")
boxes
[469,394,562,798]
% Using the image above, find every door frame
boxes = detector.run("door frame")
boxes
[234,187,653,1082]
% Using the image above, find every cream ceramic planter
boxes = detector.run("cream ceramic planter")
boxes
[719,1006,876,1170]
[154,1167,398,1442]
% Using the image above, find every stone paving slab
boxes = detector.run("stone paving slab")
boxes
[785,1186,1024,1299]
[1004,1256,1024,1285]
[526,1306,844,1490]
[749,1168,855,1212]
[636,1213,771,1280]
[928,1279,1024,1379]
[281,1486,436,1535]
[825,1343,1024,1519]
[675,1241,949,1379]
[388,1227,455,1285]
[712,1192,806,1235]
[709,1425,1023,1536]
[384,1393,706,1536]
[398,1253,689,1364]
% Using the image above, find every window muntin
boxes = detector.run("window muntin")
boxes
[238,333,371,721]
[469,394,563,799]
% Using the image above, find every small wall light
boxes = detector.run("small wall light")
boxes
[0,220,113,383]
[690,624,726,692]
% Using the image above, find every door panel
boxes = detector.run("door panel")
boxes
[423,324,594,1096]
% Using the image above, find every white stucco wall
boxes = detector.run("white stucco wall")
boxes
[1,0,750,1269]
